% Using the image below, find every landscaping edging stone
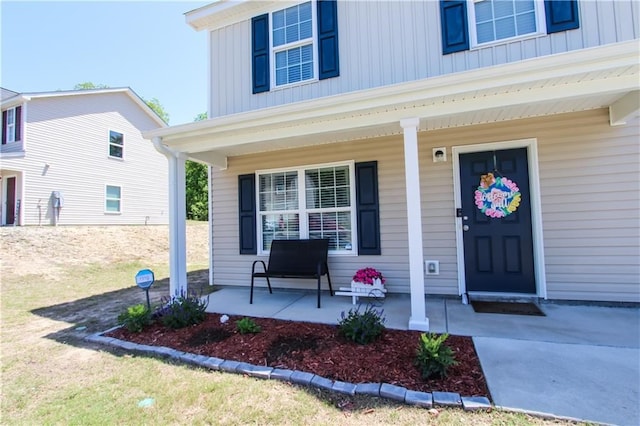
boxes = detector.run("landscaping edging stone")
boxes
[85,330,492,411]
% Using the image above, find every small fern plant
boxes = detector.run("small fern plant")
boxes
[414,332,458,379]
[338,304,386,344]
[118,304,152,333]
[236,317,261,334]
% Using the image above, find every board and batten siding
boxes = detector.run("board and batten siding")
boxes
[211,108,639,303]
[208,0,639,118]
[2,92,168,226]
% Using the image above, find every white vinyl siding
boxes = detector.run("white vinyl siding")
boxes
[0,92,168,225]
[208,0,638,117]
[209,108,638,303]
[424,108,639,302]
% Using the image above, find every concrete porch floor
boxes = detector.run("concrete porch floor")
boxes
[204,286,640,425]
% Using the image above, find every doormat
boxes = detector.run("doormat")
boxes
[471,301,545,316]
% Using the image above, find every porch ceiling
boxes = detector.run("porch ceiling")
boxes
[144,41,639,167]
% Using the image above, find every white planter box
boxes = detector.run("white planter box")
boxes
[336,280,386,304]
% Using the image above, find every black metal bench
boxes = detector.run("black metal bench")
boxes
[250,239,333,308]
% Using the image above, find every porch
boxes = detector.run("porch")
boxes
[203,286,638,344]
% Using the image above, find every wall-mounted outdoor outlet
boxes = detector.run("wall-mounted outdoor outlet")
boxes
[425,260,439,275]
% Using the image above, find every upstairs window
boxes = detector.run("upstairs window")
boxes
[273,2,315,86]
[105,185,122,213]
[471,0,542,45]
[252,0,339,94]
[2,106,21,144]
[440,0,580,54]
[109,130,124,159]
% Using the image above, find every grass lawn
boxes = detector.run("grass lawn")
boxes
[0,224,580,425]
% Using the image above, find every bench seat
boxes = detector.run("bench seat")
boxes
[250,239,333,308]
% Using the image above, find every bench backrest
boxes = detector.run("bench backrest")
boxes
[266,239,330,276]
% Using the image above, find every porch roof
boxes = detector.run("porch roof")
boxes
[144,40,639,168]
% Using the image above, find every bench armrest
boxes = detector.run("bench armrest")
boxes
[252,260,267,275]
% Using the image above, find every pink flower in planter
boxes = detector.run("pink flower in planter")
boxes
[352,267,385,285]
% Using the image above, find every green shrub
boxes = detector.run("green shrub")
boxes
[236,317,261,334]
[414,332,458,379]
[154,291,208,329]
[118,304,152,333]
[337,304,386,344]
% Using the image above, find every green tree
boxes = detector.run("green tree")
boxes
[143,97,170,124]
[74,82,109,90]
[185,161,208,221]
[185,112,209,221]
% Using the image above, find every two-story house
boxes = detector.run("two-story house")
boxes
[1,87,169,226]
[145,0,639,330]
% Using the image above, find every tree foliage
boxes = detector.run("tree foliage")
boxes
[144,97,170,124]
[185,112,209,221]
[74,82,109,90]
[186,160,208,221]
[194,112,207,121]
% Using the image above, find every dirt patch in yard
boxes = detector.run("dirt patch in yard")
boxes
[0,223,209,279]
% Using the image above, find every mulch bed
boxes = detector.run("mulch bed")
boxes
[108,313,489,398]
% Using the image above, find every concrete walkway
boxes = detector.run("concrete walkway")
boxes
[205,287,640,425]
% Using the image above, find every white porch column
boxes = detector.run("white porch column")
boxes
[153,137,188,297]
[400,118,429,331]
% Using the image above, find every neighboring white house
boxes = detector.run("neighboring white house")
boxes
[145,0,639,330]
[1,87,169,226]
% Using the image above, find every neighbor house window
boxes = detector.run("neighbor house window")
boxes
[6,108,16,143]
[272,1,315,87]
[105,185,122,213]
[257,162,355,254]
[469,0,545,46]
[2,106,21,144]
[109,131,124,158]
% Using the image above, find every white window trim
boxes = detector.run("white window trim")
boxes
[255,160,357,256]
[6,107,16,143]
[269,0,319,90]
[105,184,122,214]
[468,0,547,49]
[108,130,124,160]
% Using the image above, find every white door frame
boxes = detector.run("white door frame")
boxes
[452,138,547,299]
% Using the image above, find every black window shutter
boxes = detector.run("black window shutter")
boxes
[1,110,6,144]
[545,0,580,34]
[238,174,257,254]
[440,0,469,55]
[317,0,340,80]
[355,161,381,255]
[252,14,270,94]
[15,106,21,141]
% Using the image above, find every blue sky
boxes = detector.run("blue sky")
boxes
[1,1,209,125]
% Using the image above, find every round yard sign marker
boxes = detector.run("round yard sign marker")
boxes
[135,269,155,310]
